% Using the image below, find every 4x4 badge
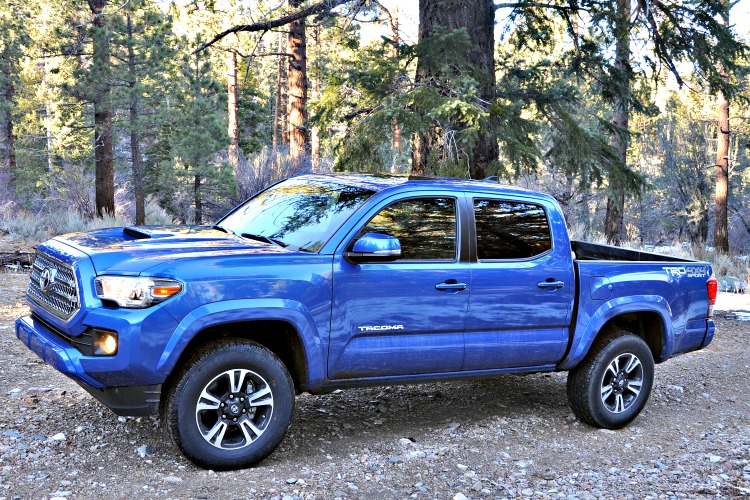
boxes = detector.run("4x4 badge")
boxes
[39,268,57,292]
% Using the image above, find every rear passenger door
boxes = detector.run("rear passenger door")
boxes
[464,196,574,370]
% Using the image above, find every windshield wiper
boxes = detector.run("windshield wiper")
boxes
[241,232,287,248]
[212,224,234,235]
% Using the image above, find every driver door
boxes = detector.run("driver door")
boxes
[328,196,469,379]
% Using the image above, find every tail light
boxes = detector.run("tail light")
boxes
[707,275,718,318]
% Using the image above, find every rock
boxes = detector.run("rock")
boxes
[136,444,157,457]
[286,478,298,484]
[453,494,469,500]
[162,476,183,483]
[50,433,66,441]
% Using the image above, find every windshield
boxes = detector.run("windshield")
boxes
[217,177,376,253]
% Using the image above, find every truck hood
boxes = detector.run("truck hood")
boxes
[55,225,290,275]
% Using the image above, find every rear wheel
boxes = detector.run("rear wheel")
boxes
[165,339,294,470]
[567,331,654,429]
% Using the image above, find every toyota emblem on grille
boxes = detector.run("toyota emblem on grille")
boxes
[39,268,58,292]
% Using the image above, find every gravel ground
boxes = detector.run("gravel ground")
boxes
[1,271,749,499]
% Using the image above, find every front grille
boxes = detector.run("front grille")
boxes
[28,252,81,321]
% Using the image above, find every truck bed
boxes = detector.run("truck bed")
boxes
[571,240,696,263]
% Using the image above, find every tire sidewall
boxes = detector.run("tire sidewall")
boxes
[588,335,654,429]
[170,343,294,470]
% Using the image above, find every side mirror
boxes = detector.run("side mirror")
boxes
[344,233,402,263]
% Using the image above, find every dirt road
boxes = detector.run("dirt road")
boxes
[1,272,749,499]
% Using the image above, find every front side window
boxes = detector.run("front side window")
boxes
[218,178,375,253]
[362,198,457,261]
[474,199,552,260]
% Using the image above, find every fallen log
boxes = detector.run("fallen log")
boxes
[0,251,35,270]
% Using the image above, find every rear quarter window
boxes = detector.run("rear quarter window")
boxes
[474,199,552,260]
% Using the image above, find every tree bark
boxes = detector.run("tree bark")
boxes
[288,0,309,168]
[127,13,145,225]
[414,0,497,178]
[604,0,630,246]
[88,0,115,218]
[227,50,243,198]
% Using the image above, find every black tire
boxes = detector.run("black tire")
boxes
[567,331,654,429]
[164,339,294,470]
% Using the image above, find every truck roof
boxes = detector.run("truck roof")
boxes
[301,173,551,201]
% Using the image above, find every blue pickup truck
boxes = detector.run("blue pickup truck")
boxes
[16,174,717,469]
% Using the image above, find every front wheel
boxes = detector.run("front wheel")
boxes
[165,339,295,470]
[567,331,654,429]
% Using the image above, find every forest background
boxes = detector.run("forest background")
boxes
[1,0,749,283]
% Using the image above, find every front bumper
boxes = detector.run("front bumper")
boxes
[16,314,161,416]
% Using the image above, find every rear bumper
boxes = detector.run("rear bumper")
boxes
[701,319,716,349]
[16,315,161,416]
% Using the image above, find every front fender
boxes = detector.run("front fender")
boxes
[558,296,673,370]
[156,298,325,388]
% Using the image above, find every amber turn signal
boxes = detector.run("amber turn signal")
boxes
[152,284,183,297]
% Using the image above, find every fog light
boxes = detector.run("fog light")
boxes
[93,329,118,356]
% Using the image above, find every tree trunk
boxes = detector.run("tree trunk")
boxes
[43,53,54,175]
[272,32,285,153]
[194,173,202,224]
[127,14,145,225]
[3,59,16,171]
[604,0,630,246]
[88,0,115,218]
[390,6,401,169]
[715,87,730,254]
[310,25,321,169]
[288,0,309,168]
[714,1,730,254]
[227,50,244,198]
[414,0,497,178]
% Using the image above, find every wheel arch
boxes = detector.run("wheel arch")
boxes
[157,299,326,397]
[162,319,310,397]
[559,297,673,370]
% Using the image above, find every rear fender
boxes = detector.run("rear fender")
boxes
[558,296,673,370]
[156,298,325,387]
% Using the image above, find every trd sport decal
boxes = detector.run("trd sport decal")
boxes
[662,266,710,279]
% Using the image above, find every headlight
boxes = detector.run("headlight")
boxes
[94,276,183,308]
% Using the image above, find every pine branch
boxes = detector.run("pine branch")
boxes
[194,0,357,53]
[494,1,589,13]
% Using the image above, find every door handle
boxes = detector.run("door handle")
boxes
[538,280,564,289]
[435,281,468,292]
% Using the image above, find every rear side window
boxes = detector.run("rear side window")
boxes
[363,198,456,261]
[474,199,552,260]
